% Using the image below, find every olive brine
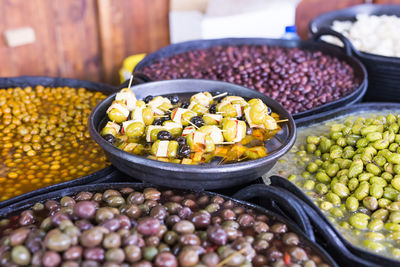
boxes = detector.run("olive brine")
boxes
[287,114,400,258]
[101,88,283,164]
[0,186,330,266]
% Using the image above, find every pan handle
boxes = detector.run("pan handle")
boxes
[118,72,153,90]
[312,27,357,57]
[232,184,315,241]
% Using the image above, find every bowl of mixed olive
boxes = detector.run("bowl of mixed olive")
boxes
[0,183,336,267]
[89,79,296,190]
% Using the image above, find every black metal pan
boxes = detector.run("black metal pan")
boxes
[0,76,119,208]
[0,182,337,267]
[132,37,367,119]
[89,79,296,190]
[273,102,400,267]
[309,4,400,102]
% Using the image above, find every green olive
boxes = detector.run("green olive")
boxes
[125,122,145,138]
[142,107,154,125]
[108,108,127,123]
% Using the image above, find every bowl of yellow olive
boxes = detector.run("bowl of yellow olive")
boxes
[0,76,116,206]
[89,79,296,189]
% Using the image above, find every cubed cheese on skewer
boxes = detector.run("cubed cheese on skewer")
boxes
[171,108,189,124]
[156,140,169,157]
[121,120,135,134]
[182,126,196,136]
[131,106,144,124]
[116,88,137,111]
[146,125,164,142]
[163,121,182,131]
[106,102,130,119]
[103,121,121,135]
[190,92,213,107]
[233,104,243,117]
[199,125,224,143]
[203,114,223,124]
[244,107,265,129]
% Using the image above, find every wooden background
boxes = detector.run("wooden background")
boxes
[0,0,170,85]
[0,0,398,85]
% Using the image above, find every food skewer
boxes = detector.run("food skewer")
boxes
[127,74,134,90]
[183,118,199,129]
[212,92,228,99]
[276,119,289,123]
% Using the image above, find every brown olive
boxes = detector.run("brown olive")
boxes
[137,217,161,235]
[84,247,105,261]
[124,245,142,263]
[173,220,195,234]
[42,251,61,267]
[9,228,31,246]
[73,201,97,219]
[155,252,178,267]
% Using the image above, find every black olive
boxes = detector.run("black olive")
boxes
[246,126,253,135]
[181,102,189,108]
[157,130,172,140]
[210,156,224,166]
[144,95,154,103]
[165,111,172,120]
[176,137,186,145]
[103,134,116,144]
[167,95,180,105]
[154,119,164,126]
[239,114,246,121]
[209,104,217,114]
[177,144,191,158]
[266,106,272,115]
[190,116,204,128]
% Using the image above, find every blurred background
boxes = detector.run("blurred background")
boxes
[0,0,398,85]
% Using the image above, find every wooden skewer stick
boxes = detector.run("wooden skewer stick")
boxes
[183,118,199,129]
[276,119,289,123]
[127,74,134,90]
[215,248,247,267]
[215,141,236,145]
[212,92,228,99]
[153,115,168,118]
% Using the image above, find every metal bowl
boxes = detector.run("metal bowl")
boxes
[89,79,296,190]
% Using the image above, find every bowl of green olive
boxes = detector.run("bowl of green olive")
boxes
[89,79,296,190]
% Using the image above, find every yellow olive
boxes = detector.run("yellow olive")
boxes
[125,122,145,138]
[182,111,196,126]
[142,107,154,125]
[108,109,127,123]
[168,141,179,157]
[190,103,208,115]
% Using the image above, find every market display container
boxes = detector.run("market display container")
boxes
[89,79,296,190]
[132,37,367,119]
[272,103,400,267]
[0,76,119,208]
[309,4,400,102]
[0,182,337,267]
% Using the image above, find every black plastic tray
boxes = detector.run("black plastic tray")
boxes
[309,4,400,102]
[0,182,337,267]
[133,37,367,120]
[279,102,400,267]
[0,76,119,208]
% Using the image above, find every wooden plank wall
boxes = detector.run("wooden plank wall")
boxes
[0,0,170,85]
